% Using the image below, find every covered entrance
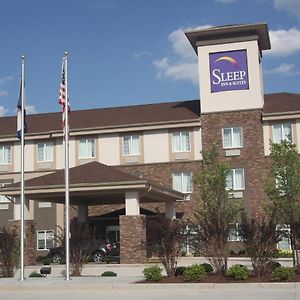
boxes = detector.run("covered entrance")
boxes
[0,161,185,263]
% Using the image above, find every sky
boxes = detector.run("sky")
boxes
[0,0,300,116]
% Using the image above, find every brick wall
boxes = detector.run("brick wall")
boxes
[201,109,268,217]
[119,215,147,263]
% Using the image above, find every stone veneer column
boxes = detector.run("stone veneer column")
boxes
[119,215,147,264]
[8,220,36,266]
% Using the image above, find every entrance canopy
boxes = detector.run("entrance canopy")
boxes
[0,161,185,205]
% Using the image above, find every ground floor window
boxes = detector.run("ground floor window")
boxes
[276,224,291,251]
[37,230,54,250]
[228,223,242,241]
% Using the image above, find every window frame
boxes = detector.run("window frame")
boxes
[122,135,140,156]
[272,123,293,144]
[37,142,53,162]
[226,168,245,191]
[0,145,12,165]
[222,127,243,149]
[172,131,191,153]
[78,138,96,159]
[172,172,193,194]
[36,230,54,251]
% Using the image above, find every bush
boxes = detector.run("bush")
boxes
[272,267,295,282]
[101,271,117,277]
[201,263,214,273]
[175,266,186,276]
[238,249,246,256]
[29,271,45,278]
[267,261,281,271]
[276,250,293,258]
[226,264,251,280]
[104,255,114,264]
[143,265,162,281]
[183,264,206,281]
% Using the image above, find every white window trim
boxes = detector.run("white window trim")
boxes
[172,131,191,153]
[226,169,245,191]
[78,138,96,159]
[0,145,12,165]
[222,127,243,149]
[37,142,53,162]
[0,182,11,204]
[172,172,193,194]
[122,135,140,156]
[272,123,293,144]
[37,230,54,251]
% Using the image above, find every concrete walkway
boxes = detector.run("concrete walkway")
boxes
[0,257,298,300]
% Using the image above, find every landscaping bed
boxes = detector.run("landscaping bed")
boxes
[138,272,300,283]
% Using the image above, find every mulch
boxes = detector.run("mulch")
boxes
[138,273,300,284]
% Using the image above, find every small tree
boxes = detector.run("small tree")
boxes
[264,140,300,266]
[147,216,186,277]
[57,221,95,276]
[193,145,240,274]
[239,213,280,277]
[0,226,19,277]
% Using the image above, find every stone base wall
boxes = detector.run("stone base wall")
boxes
[119,215,147,263]
[8,220,36,266]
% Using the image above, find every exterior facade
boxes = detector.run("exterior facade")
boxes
[0,23,300,262]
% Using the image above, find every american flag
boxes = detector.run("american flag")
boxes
[58,57,70,125]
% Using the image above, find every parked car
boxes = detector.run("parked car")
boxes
[47,237,119,264]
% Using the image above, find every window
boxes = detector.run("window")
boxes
[0,146,11,164]
[38,202,52,208]
[226,169,245,190]
[228,223,242,241]
[222,127,243,148]
[79,138,96,158]
[276,225,291,251]
[123,135,140,156]
[37,230,54,250]
[0,182,10,203]
[37,142,53,162]
[172,131,191,152]
[172,172,192,193]
[273,124,292,143]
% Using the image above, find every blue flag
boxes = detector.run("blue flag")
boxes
[17,80,27,139]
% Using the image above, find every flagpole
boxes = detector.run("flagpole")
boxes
[64,52,70,281]
[20,55,25,281]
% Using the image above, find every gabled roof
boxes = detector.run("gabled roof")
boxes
[0,161,185,205]
[263,93,300,115]
[0,100,200,137]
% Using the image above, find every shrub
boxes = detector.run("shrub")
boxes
[238,249,246,256]
[272,267,295,282]
[101,271,117,277]
[226,264,251,280]
[143,265,162,281]
[267,261,281,271]
[104,255,114,264]
[29,271,45,278]
[42,257,52,265]
[0,227,19,278]
[175,266,186,276]
[201,263,214,273]
[183,264,206,281]
[276,250,293,258]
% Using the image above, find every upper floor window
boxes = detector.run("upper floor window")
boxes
[226,169,245,191]
[273,124,292,143]
[123,135,140,156]
[0,182,10,203]
[172,172,192,193]
[79,138,96,159]
[172,131,190,152]
[0,146,11,164]
[222,127,243,148]
[37,142,53,162]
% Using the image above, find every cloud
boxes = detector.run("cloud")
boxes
[268,28,300,57]
[0,106,9,117]
[153,25,211,84]
[274,0,300,18]
[265,63,300,76]
[0,76,13,85]
[0,90,8,97]
[132,51,153,59]
[26,105,38,114]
